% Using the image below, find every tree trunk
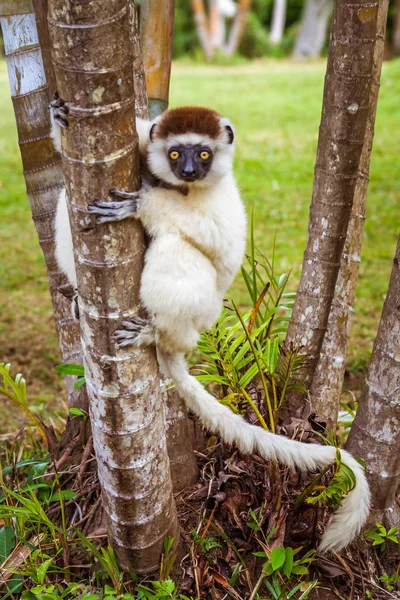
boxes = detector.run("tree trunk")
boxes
[393,0,400,55]
[0,0,87,411]
[138,1,199,492]
[48,0,179,573]
[225,0,252,56]
[191,0,213,60]
[131,2,149,121]
[293,0,332,59]
[284,0,389,418]
[270,0,287,45]
[140,0,175,119]
[310,0,389,424]
[347,236,400,523]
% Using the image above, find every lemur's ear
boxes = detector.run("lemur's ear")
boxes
[225,125,234,144]
[150,123,157,142]
[219,117,235,145]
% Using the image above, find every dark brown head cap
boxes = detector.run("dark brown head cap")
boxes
[155,107,222,139]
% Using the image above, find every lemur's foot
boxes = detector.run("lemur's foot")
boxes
[114,316,155,348]
[50,92,69,128]
[57,283,80,320]
[88,189,139,224]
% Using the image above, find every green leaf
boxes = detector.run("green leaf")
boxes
[48,490,75,503]
[282,546,294,578]
[74,377,86,390]
[37,557,53,585]
[69,407,86,417]
[0,525,15,562]
[291,565,309,575]
[270,547,286,571]
[55,363,84,376]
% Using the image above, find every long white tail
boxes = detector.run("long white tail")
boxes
[158,350,370,552]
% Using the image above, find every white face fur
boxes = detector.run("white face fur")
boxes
[146,116,236,188]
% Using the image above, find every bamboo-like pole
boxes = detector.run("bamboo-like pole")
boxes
[225,0,252,56]
[48,0,179,572]
[191,0,213,60]
[0,0,86,410]
[140,0,175,119]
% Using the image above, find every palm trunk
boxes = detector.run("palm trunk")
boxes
[293,0,332,59]
[270,0,287,45]
[0,0,86,411]
[284,0,389,418]
[191,0,213,60]
[347,236,400,522]
[131,2,149,121]
[310,0,389,424]
[48,0,179,572]
[225,0,252,56]
[138,1,199,491]
[140,0,175,119]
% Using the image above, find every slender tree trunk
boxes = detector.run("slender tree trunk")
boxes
[140,0,175,119]
[191,0,213,60]
[0,0,86,411]
[131,3,149,121]
[393,0,400,55]
[347,236,400,523]
[293,0,332,59]
[209,0,221,55]
[270,0,287,45]
[138,1,199,491]
[310,0,389,424]
[225,0,252,56]
[48,0,179,572]
[284,0,389,418]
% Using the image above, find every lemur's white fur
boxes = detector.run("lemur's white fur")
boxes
[52,109,370,553]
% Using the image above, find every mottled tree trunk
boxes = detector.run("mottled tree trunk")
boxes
[347,236,400,523]
[310,0,389,424]
[48,0,179,572]
[270,0,287,45]
[138,1,199,491]
[284,0,389,417]
[293,0,332,59]
[191,0,213,60]
[225,0,252,56]
[0,0,86,411]
[140,0,175,119]
[131,2,149,121]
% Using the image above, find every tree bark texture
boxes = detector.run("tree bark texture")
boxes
[134,1,198,492]
[225,0,252,56]
[140,0,175,119]
[131,2,149,121]
[310,0,389,424]
[0,0,86,411]
[191,0,213,60]
[293,0,332,59]
[270,0,287,45]
[347,236,400,519]
[284,0,387,417]
[48,0,179,572]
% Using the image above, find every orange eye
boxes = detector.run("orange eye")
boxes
[200,151,210,160]
[169,150,180,160]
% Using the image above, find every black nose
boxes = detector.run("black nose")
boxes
[182,169,197,179]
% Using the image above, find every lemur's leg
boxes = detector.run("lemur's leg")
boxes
[114,316,155,348]
[87,189,140,224]
[50,92,69,153]
[57,282,80,321]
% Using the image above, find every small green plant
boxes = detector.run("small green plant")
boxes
[191,529,221,553]
[0,363,48,445]
[379,570,400,592]
[364,523,399,552]
[55,363,86,390]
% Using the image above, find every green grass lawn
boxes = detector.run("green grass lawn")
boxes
[0,59,399,432]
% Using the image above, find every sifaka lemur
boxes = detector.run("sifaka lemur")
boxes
[51,99,370,553]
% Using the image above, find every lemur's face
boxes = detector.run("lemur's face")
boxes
[147,107,235,188]
[167,143,214,183]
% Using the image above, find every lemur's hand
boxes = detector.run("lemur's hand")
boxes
[50,92,69,128]
[88,189,140,224]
